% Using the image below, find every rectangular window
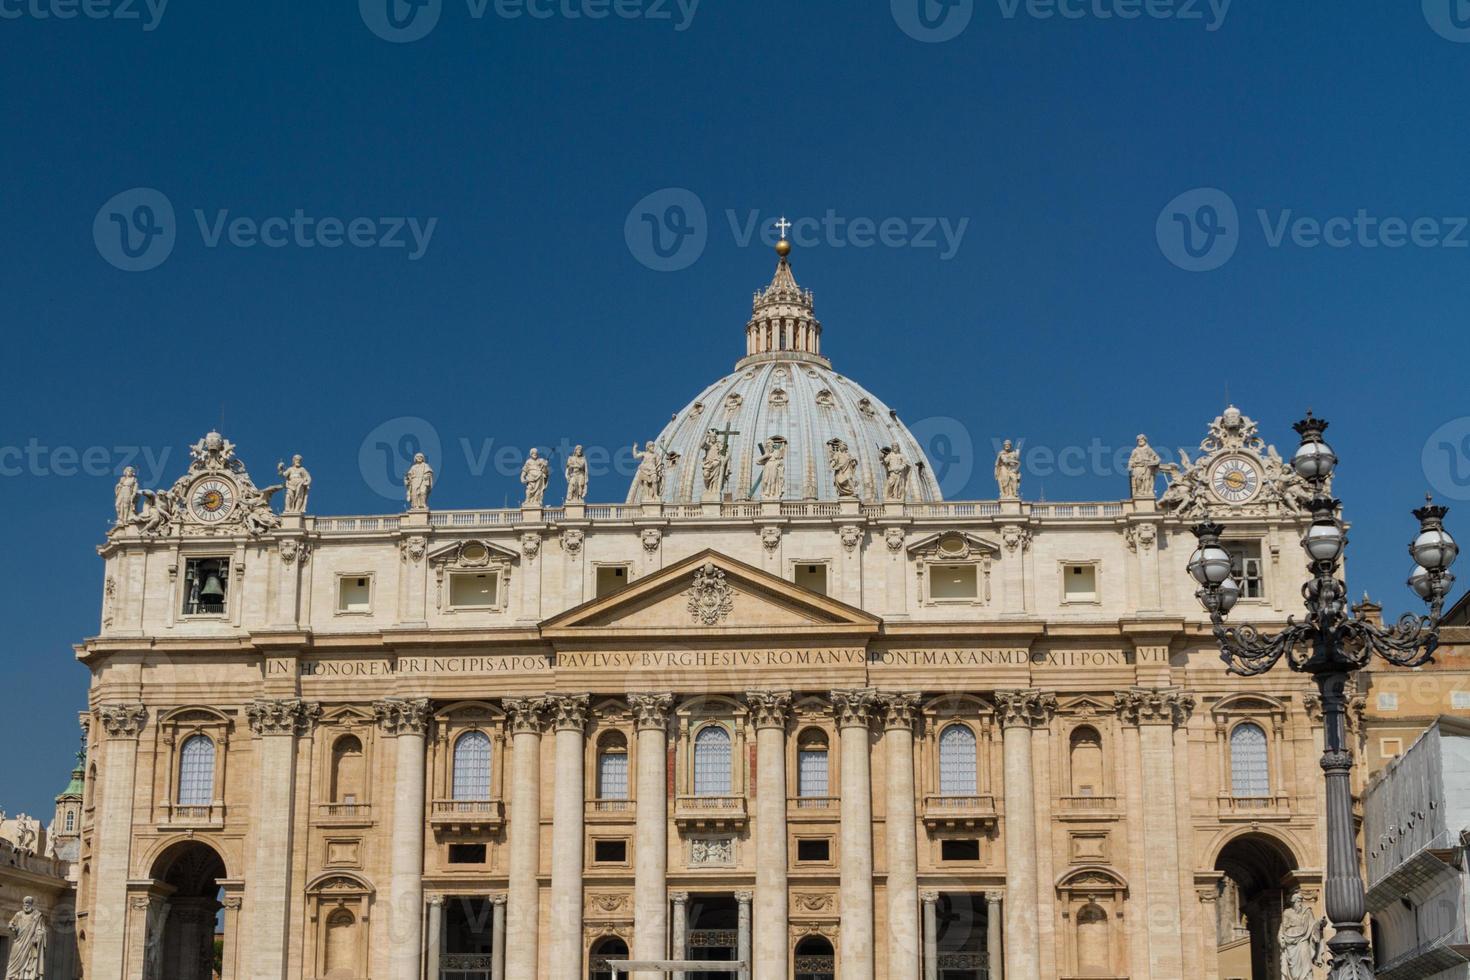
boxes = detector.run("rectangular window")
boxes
[1377,693,1399,711]
[794,563,828,595]
[598,751,629,800]
[337,576,372,613]
[596,565,629,598]
[1380,738,1403,758]
[797,750,829,797]
[1224,542,1265,599]
[940,839,980,862]
[449,572,498,609]
[447,843,486,864]
[1063,563,1098,602]
[594,839,628,863]
[796,838,830,863]
[1452,690,1470,710]
[931,565,979,600]
[182,557,230,615]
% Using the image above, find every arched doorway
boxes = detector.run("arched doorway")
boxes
[1214,832,1301,979]
[147,840,227,980]
[589,936,628,980]
[794,935,835,980]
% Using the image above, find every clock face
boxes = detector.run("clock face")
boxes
[1210,456,1261,504]
[190,479,236,522]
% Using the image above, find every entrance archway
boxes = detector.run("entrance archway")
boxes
[147,840,227,980]
[589,936,629,980]
[1213,832,1301,979]
[794,935,835,980]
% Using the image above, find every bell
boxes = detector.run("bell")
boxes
[199,573,226,604]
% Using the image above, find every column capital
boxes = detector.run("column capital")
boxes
[491,893,508,907]
[919,890,939,903]
[503,697,546,735]
[877,692,922,731]
[628,693,675,731]
[97,702,147,738]
[545,694,590,732]
[428,895,445,908]
[1113,687,1193,728]
[248,698,323,736]
[993,689,1056,729]
[669,891,690,904]
[985,891,1003,907]
[744,690,793,729]
[734,890,753,903]
[830,688,880,728]
[372,697,431,736]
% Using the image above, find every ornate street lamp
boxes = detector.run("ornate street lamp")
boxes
[1187,411,1457,980]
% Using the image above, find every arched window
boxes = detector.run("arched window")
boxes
[177,734,215,805]
[1075,902,1111,976]
[331,735,364,804]
[1069,726,1104,797]
[1229,722,1270,798]
[323,908,358,977]
[597,732,629,800]
[693,725,732,796]
[938,724,978,795]
[452,731,492,801]
[797,729,830,798]
[590,937,630,980]
[794,935,836,980]
[64,810,75,832]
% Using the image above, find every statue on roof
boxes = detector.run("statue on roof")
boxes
[828,438,858,498]
[521,449,550,507]
[756,436,787,500]
[405,453,435,510]
[564,445,588,504]
[1128,435,1161,499]
[276,455,312,514]
[994,440,1021,499]
[113,467,139,525]
[881,444,910,502]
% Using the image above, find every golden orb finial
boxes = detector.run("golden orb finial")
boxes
[775,238,791,258]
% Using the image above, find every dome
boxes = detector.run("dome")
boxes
[627,243,942,505]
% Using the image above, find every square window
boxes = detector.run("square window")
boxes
[596,565,629,598]
[1377,693,1399,711]
[182,557,230,615]
[449,572,498,609]
[794,563,828,595]
[1063,564,1098,602]
[796,838,830,863]
[1380,738,1403,758]
[447,843,486,865]
[940,839,980,862]
[338,576,372,613]
[1224,541,1266,599]
[931,565,978,600]
[594,839,628,863]
[1452,690,1470,710]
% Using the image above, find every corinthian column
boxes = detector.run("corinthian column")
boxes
[1115,688,1193,978]
[90,703,147,979]
[880,693,922,980]
[548,694,590,980]
[373,697,431,980]
[745,690,792,980]
[831,689,879,980]
[994,689,1055,980]
[629,693,674,979]
[504,697,547,979]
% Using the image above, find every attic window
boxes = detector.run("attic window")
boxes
[337,576,372,614]
[596,565,629,598]
[794,563,828,595]
[931,565,978,600]
[449,572,498,609]
[1063,564,1098,603]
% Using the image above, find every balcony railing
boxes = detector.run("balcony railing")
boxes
[430,798,504,832]
[1220,795,1288,819]
[1058,794,1119,813]
[922,793,998,831]
[790,796,839,810]
[674,794,747,829]
[158,801,224,828]
[315,802,373,824]
[586,798,636,818]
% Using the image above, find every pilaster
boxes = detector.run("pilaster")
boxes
[91,703,147,980]
[373,697,431,980]
[993,689,1054,980]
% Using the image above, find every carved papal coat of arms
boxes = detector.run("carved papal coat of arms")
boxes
[687,562,735,626]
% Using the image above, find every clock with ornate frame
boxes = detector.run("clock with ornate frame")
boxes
[188,477,238,524]
[1207,454,1262,505]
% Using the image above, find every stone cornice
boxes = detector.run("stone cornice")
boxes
[97,703,148,738]
[503,697,547,735]
[372,697,431,737]
[877,692,922,731]
[1113,688,1194,728]
[993,689,1057,729]
[744,690,793,730]
[247,698,323,737]
[830,688,880,728]
[544,694,590,732]
[627,693,675,731]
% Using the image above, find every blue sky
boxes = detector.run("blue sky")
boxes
[2,1,1469,816]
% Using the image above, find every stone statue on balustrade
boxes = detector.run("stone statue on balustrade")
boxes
[880,444,909,502]
[1128,435,1161,499]
[276,454,312,513]
[6,896,47,980]
[632,441,668,502]
[756,436,787,500]
[1277,891,1326,980]
[994,439,1021,499]
[405,452,435,510]
[113,467,139,525]
[520,449,550,507]
[828,438,858,498]
[700,429,730,500]
[564,445,588,504]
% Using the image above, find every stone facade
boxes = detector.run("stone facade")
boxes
[70,248,1470,979]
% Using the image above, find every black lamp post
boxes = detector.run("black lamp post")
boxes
[1187,412,1458,980]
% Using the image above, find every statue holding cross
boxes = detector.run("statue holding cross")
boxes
[700,426,738,501]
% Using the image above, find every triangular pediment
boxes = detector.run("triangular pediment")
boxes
[541,549,880,638]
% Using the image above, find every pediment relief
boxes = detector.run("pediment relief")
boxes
[906,531,1000,562]
[1059,695,1114,718]
[541,550,880,637]
[428,539,519,569]
[319,704,375,727]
